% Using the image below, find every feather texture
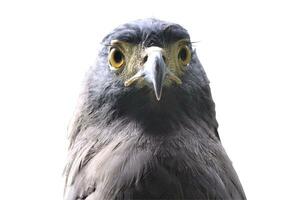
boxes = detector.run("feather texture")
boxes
[64,18,246,200]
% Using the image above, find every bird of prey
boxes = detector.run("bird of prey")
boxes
[64,18,246,200]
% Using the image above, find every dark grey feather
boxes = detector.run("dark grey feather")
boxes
[64,18,246,200]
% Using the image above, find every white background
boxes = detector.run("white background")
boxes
[0,0,299,199]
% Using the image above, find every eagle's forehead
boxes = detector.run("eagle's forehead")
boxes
[103,18,190,47]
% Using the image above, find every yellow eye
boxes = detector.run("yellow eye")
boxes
[178,45,191,65]
[108,48,125,69]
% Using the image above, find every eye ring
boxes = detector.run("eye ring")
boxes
[178,45,191,65]
[108,48,125,69]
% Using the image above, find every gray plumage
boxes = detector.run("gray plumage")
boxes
[64,18,246,200]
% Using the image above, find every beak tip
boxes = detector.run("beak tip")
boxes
[154,90,162,101]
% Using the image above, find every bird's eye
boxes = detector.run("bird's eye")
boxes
[178,45,191,65]
[108,48,125,69]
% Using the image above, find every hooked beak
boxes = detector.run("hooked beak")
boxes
[143,47,166,100]
[124,46,181,101]
[124,47,166,101]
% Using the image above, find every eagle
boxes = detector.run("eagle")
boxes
[64,18,246,200]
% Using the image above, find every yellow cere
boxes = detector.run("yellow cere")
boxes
[107,39,192,87]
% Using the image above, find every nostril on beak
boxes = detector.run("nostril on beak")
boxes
[142,55,148,64]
